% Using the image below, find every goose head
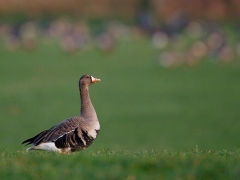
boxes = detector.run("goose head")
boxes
[79,74,101,87]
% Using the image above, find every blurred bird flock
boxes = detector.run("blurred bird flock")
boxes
[0,18,240,67]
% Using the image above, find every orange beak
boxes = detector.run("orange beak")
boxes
[91,76,101,83]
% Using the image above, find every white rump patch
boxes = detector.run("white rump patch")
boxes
[27,142,61,153]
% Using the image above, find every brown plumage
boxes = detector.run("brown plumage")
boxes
[22,74,101,153]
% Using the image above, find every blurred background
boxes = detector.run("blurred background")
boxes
[0,0,240,152]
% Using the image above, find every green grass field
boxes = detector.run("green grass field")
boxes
[1,36,240,179]
[1,149,240,179]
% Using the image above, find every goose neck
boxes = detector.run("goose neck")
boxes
[80,85,96,118]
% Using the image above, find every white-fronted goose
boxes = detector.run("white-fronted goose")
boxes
[22,74,101,153]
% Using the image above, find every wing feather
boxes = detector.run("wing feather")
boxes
[22,117,80,146]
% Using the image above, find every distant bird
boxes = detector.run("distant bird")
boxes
[96,32,115,53]
[22,75,101,154]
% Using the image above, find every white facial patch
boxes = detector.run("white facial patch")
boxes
[91,76,94,81]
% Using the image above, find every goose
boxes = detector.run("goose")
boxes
[22,74,101,154]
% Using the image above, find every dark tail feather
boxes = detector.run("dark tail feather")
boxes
[22,130,48,146]
[22,137,34,146]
